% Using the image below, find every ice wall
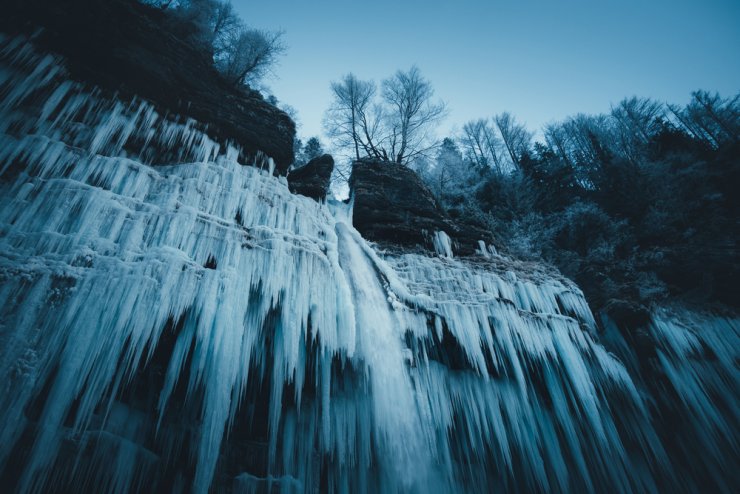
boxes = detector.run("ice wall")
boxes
[1,37,737,494]
[600,307,740,493]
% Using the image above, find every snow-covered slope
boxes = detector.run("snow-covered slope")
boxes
[0,37,737,494]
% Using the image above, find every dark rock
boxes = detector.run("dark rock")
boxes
[451,217,499,256]
[602,299,651,328]
[600,300,657,371]
[350,159,495,255]
[1,0,295,174]
[287,154,334,201]
[204,255,218,270]
[350,159,449,249]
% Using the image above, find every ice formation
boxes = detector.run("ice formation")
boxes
[431,230,453,258]
[1,37,738,493]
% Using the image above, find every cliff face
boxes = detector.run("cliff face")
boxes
[0,30,738,494]
[1,0,296,173]
[0,63,644,489]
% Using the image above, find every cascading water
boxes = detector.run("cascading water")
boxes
[0,36,738,493]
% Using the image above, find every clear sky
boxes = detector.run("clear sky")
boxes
[233,0,740,143]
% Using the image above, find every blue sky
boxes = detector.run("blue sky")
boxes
[234,0,740,143]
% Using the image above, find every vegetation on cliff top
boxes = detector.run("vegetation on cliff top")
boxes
[414,93,739,313]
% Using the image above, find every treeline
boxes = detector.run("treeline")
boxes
[419,92,739,311]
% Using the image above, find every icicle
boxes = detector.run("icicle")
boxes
[477,240,489,258]
[432,230,453,258]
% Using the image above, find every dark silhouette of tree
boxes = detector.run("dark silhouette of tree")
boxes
[381,66,447,164]
[215,27,285,86]
[460,119,504,173]
[302,137,324,162]
[144,1,285,87]
[323,74,377,161]
[324,67,446,166]
[493,112,532,170]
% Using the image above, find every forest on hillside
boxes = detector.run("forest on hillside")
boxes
[417,94,739,314]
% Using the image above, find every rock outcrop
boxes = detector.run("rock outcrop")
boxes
[287,154,334,200]
[350,159,495,255]
[1,0,295,173]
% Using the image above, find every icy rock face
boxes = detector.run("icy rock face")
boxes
[2,0,296,171]
[1,38,738,494]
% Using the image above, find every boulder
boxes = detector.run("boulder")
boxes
[350,159,495,255]
[350,159,449,248]
[287,154,334,201]
[603,299,651,329]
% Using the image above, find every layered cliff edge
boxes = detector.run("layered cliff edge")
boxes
[0,0,296,173]
[0,24,738,494]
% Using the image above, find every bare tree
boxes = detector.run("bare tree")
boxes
[493,112,532,170]
[668,91,740,148]
[460,118,505,173]
[544,122,572,165]
[210,1,242,55]
[323,74,378,160]
[611,97,664,144]
[174,0,239,53]
[381,66,447,164]
[161,0,218,49]
[146,1,286,88]
[544,114,611,169]
[324,66,446,166]
[215,27,286,86]
[610,97,664,163]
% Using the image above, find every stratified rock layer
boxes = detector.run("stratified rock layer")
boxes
[1,0,295,173]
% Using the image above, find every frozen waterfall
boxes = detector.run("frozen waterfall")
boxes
[1,36,738,494]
